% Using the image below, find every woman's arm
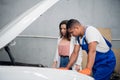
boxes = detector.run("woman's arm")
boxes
[52,38,60,68]
[74,47,82,71]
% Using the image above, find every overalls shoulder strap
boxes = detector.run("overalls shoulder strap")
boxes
[77,34,112,49]
[77,26,87,46]
[103,37,112,48]
[77,36,88,45]
[77,36,81,46]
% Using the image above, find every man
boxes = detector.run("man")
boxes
[63,19,116,80]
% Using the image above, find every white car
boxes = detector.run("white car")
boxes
[0,66,94,80]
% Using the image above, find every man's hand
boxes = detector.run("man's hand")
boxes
[78,68,91,75]
[58,67,69,70]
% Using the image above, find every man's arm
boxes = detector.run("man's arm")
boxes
[86,41,97,70]
[66,45,80,69]
[79,41,97,75]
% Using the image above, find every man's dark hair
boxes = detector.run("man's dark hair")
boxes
[66,19,81,29]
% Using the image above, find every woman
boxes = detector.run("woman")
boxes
[52,20,82,71]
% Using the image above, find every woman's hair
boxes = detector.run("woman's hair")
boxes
[59,20,71,41]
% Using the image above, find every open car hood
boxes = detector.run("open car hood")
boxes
[0,0,59,49]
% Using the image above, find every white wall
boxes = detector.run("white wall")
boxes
[0,0,120,67]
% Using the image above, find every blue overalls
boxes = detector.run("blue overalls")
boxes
[77,33,116,80]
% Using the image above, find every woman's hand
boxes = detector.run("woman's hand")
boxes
[75,64,80,71]
[52,61,57,68]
